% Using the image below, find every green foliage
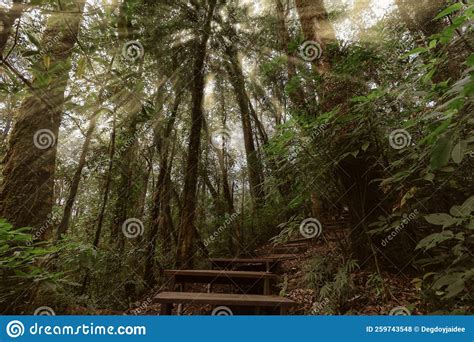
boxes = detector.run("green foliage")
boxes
[305,253,359,314]
[0,219,57,313]
[414,197,474,302]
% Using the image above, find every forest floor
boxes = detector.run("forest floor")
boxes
[123,237,424,316]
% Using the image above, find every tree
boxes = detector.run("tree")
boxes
[57,111,99,239]
[225,44,266,207]
[0,0,85,236]
[176,0,218,268]
[0,0,24,56]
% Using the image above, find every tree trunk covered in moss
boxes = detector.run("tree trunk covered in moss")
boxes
[0,0,24,56]
[0,0,85,237]
[176,0,217,268]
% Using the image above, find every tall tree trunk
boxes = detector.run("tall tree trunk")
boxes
[109,110,140,250]
[176,0,217,268]
[294,0,337,47]
[294,0,338,73]
[93,113,116,247]
[144,94,181,287]
[275,0,307,109]
[0,0,24,56]
[0,0,85,236]
[57,112,99,239]
[225,46,265,208]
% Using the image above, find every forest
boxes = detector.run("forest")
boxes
[0,0,473,316]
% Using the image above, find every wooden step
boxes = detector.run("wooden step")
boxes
[281,242,310,248]
[210,258,277,272]
[164,269,278,295]
[263,254,299,260]
[286,237,313,244]
[155,291,297,315]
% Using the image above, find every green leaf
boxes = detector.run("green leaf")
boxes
[76,57,87,77]
[425,213,456,228]
[430,134,454,169]
[467,54,474,67]
[444,279,465,298]
[400,47,427,59]
[22,50,39,57]
[26,32,41,49]
[467,220,474,229]
[451,141,464,164]
[424,173,435,182]
[416,230,454,251]
[460,196,474,215]
[434,3,463,20]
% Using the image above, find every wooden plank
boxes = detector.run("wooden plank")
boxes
[272,245,307,254]
[164,269,278,295]
[210,257,276,264]
[263,254,298,260]
[155,291,296,307]
[285,237,314,244]
[164,269,277,279]
[280,242,310,248]
[209,258,274,272]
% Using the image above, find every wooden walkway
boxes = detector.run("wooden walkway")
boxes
[155,217,349,315]
[156,292,295,315]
